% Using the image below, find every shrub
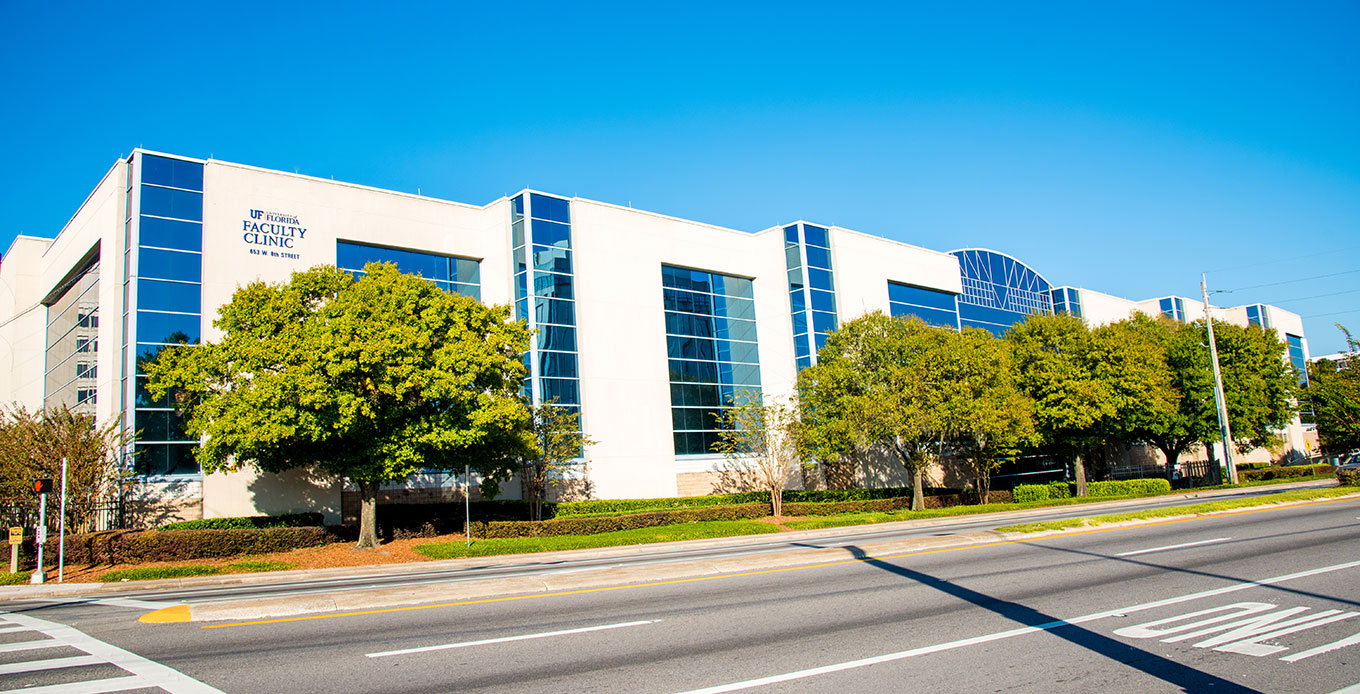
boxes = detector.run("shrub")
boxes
[471,504,770,539]
[1013,484,1050,503]
[1334,467,1359,486]
[49,526,341,565]
[1048,481,1073,499]
[157,512,324,531]
[1240,464,1334,482]
[100,565,225,582]
[1086,479,1172,497]
[782,498,914,516]
[554,494,766,518]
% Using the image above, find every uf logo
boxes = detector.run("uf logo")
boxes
[250,209,264,220]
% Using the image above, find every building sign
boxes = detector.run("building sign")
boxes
[242,209,306,260]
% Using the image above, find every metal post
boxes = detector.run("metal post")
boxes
[30,493,46,584]
[1202,274,1237,484]
[58,458,67,582]
[464,463,471,548]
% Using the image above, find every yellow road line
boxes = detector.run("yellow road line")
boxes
[200,495,1357,629]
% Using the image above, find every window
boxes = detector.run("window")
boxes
[889,282,960,329]
[953,249,1053,335]
[336,240,481,300]
[663,265,761,455]
[512,193,582,433]
[785,223,837,370]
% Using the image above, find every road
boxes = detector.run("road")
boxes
[1,489,1357,693]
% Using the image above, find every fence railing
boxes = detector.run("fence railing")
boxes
[0,493,129,535]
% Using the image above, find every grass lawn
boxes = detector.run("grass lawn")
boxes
[0,571,31,586]
[99,560,298,583]
[416,520,781,559]
[995,487,1357,533]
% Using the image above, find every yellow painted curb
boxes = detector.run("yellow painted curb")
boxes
[139,604,191,623]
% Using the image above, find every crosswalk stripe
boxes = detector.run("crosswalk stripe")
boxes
[0,654,104,674]
[0,625,29,634]
[0,675,152,694]
[0,638,64,653]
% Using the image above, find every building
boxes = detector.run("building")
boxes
[0,150,1315,523]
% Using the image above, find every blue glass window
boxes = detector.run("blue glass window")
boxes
[337,241,480,299]
[889,282,960,329]
[136,311,200,345]
[805,245,832,270]
[139,248,201,283]
[533,272,575,300]
[803,225,829,248]
[535,298,576,326]
[537,325,577,352]
[134,443,199,476]
[141,155,203,191]
[530,193,571,224]
[137,279,201,314]
[531,220,572,248]
[785,223,838,368]
[139,217,202,251]
[532,245,572,274]
[140,186,203,222]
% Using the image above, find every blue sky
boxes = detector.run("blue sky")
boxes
[2,1,1357,353]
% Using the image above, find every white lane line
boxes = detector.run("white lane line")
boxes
[0,611,225,694]
[0,654,103,674]
[0,638,65,653]
[94,598,177,610]
[1285,631,1360,663]
[1116,537,1232,557]
[1327,684,1360,694]
[676,558,1360,693]
[0,625,28,634]
[367,619,660,658]
[0,675,152,694]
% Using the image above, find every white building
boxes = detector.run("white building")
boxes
[0,150,1315,523]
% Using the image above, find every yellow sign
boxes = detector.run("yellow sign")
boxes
[7,527,20,546]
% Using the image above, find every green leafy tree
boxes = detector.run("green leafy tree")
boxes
[1007,313,1111,495]
[520,402,596,521]
[798,313,952,511]
[1122,316,1220,479]
[1214,322,1300,455]
[0,405,133,533]
[712,392,803,517]
[1308,325,1360,454]
[1089,316,1178,475]
[946,328,1036,504]
[145,263,533,548]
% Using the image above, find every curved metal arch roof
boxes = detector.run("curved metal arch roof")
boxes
[948,247,1054,291]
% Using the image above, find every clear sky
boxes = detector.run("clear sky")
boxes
[2,1,1357,353]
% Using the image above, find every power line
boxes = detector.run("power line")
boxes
[1258,287,1360,304]
[1303,308,1360,319]
[1220,268,1360,293]
[1206,243,1360,274]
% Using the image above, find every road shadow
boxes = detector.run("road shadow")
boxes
[837,543,1260,693]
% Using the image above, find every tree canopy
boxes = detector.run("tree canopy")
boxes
[1307,325,1359,454]
[145,263,534,547]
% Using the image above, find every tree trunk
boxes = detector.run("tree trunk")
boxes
[1073,455,1088,497]
[976,473,990,505]
[911,467,924,511]
[1158,443,1180,483]
[356,480,380,549]
[770,485,782,517]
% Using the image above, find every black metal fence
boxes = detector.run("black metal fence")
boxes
[0,493,129,535]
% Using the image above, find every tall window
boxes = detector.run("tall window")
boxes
[513,193,581,425]
[45,256,100,414]
[1159,297,1187,322]
[337,241,480,300]
[888,282,959,329]
[1286,333,1313,425]
[128,154,204,477]
[663,265,760,456]
[1246,304,1271,330]
[1051,287,1083,320]
[785,223,837,370]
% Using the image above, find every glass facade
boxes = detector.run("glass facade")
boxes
[887,282,959,329]
[336,241,480,300]
[785,223,837,370]
[513,193,582,424]
[1050,287,1083,320]
[1158,297,1187,322]
[1246,304,1271,330]
[663,265,760,456]
[44,256,100,414]
[127,154,204,476]
[953,249,1053,336]
[1287,333,1313,425]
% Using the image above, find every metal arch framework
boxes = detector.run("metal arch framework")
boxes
[950,248,1054,315]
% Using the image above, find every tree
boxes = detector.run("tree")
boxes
[1007,313,1111,496]
[1214,322,1300,454]
[0,405,133,533]
[1308,325,1360,454]
[946,328,1036,504]
[1122,316,1220,480]
[712,392,803,517]
[1089,316,1178,477]
[520,402,596,522]
[798,313,952,511]
[145,263,534,548]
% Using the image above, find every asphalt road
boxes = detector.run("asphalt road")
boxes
[2,491,1357,693]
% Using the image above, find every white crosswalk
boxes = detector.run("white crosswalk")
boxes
[0,610,222,693]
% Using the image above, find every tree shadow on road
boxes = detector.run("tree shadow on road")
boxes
[836,543,1261,693]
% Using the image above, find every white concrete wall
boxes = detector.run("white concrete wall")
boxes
[1075,287,1143,326]
[829,226,961,318]
[0,237,54,410]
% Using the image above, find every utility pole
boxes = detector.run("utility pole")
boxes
[1202,274,1237,484]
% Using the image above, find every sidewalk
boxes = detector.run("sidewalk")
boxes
[0,480,1344,621]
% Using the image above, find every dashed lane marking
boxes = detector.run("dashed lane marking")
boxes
[366,619,660,658]
[1116,537,1232,556]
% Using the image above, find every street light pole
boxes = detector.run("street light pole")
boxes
[1202,274,1237,484]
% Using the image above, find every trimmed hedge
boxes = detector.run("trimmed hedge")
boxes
[1013,484,1050,503]
[1087,479,1172,497]
[470,504,770,539]
[47,526,341,565]
[157,512,324,531]
[554,487,949,518]
[1240,464,1335,482]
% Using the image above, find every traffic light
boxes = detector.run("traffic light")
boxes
[33,479,53,495]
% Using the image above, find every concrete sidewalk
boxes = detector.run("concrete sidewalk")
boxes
[0,480,1344,621]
